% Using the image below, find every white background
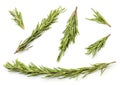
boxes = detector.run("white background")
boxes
[0,0,120,85]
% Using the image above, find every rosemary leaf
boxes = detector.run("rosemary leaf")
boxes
[86,8,111,27]
[9,8,25,29]
[86,34,111,57]
[4,60,115,79]
[57,7,79,62]
[14,7,65,53]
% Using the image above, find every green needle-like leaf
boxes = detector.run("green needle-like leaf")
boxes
[57,7,79,62]
[86,8,111,27]
[9,8,25,29]
[14,7,65,53]
[86,34,111,57]
[4,60,115,79]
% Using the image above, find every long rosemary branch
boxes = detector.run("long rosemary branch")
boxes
[4,60,115,79]
[14,7,65,53]
[9,8,25,29]
[86,8,111,27]
[57,7,79,62]
[86,34,111,57]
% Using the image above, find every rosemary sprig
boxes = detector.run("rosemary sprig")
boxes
[86,8,111,27]
[14,7,65,53]
[86,34,111,57]
[57,7,79,62]
[9,8,25,29]
[4,60,115,79]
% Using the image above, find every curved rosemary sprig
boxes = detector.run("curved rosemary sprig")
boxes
[9,8,25,29]
[86,8,111,27]
[14,7,65,53]
[4,60,115,79]
[57,7,79,62]
[86,34,110,57]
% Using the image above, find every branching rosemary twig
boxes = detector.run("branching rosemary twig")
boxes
[86,8,111,27]
[9,8,25,29]
[14,7,65,53]
[4,60,115,79]
[57,7,79,62]
[86,34,111,57]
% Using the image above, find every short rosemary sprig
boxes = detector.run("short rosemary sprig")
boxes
[86,8,111,27]
[14,7,65,53]
[9,8,25,29]
[86,34,111,57]
[57,7,79,62]
[4,60,115,79]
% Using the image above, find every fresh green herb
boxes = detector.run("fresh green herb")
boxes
[57,7,79,62]
[86,8,111,27]
[9,8,25,29]
[14,7,65,53]
[4,60,115,79]
[86,34,110,57]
